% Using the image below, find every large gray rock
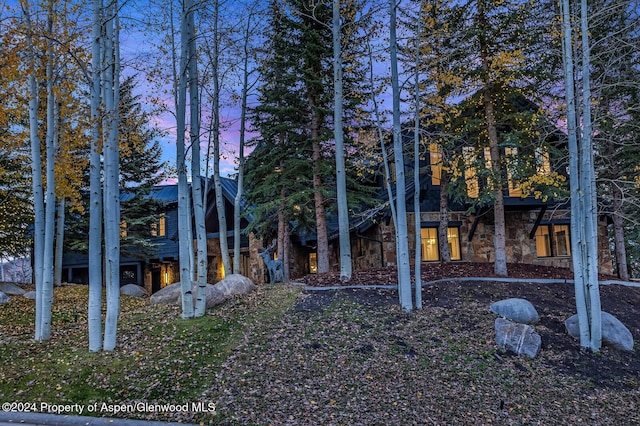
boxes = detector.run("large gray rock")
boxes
[23,291,36,300]
[490,298,539,324]
[120,284,149,298]
[495,318,541,359]
[213,274,256,297]
[150,281,226,308]
[0,291,8,304]
[565,312,634,351]
[0,283,25,296]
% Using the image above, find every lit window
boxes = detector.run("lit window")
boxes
[463,147,479,199]
[420,227,461,261]
[553,224,571,256]
[120,221,127,238]
[447,228,462,261]
[535,224,571,257]
[308,252,317,274]
[421,227,439,261]
[505,147,522,197]
[151,214,166,237]
[429,143,442,185]
[535,226,552,257]
[535,147,551,175]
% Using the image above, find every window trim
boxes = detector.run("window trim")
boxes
[420,224,462,262]
[535,223,571,258]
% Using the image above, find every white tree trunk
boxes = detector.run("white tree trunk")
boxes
[233,6,257,275]
[211,0,232,279]
[102,4,121,351]
[177,0,194,319]
[88,0,103,352]
[188,1,208,317]
[560,0,601,352]
[40,7,57,339]
[413,9,423,310]
[23,0,45,341]
[579,0,601,350]
[233,36,248,275]
[332,0,352,282]
[391,0,412,312]
[366,37,398,251]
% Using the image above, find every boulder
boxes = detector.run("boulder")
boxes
[23,291,36,300]
[565,312,634,351]
[120,284,149,298]
[0,283,25,296]
[0,291,8,304]
[213,274,256,297]
[150,281,226,308]
[495,318,541,359]
[490,298,539,324]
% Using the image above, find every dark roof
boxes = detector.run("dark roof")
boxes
[120,185,178,204]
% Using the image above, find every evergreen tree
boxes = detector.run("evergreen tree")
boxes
[65,75,167,259]
[246,0,376,278]
[246,0,313,278]
[119,75,167,260]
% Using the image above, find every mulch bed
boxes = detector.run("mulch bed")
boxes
[299,261,620,287]
[211,266,640,424]
[296,262,640,390]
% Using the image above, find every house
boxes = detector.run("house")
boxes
[62,94,616,288]
[280,95,615,277]
[62,177,264,293]
[62,185,181,294]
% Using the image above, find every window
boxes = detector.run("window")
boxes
[151,214,166,237]
[535,224,571,257]
[420,227,462,261]
[535,147,551,175]
[421,228,439,261]
[462,147,491,199]
[308,252,317,274]
[429,143,442,185]
[553,224,571,256]
[120,221,127,238]
[463,147,479,199]
[505,147,522,197]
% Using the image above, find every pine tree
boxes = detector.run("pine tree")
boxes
[65,75,167,260]
[246,0,324,278]
[118,76,167,261]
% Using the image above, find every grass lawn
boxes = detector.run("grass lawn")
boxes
[0,283,300,424]
[1,280,639,425]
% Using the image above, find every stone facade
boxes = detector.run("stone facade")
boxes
[208,209,614,284]
[395,209,613,274]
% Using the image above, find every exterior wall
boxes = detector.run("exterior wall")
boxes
[248,234,267,284]
[384,209,615,274]
[249,235,309,283]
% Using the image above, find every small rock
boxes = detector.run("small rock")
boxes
[23,291,36,300]
[0,291,8,304]
[490,298,539,324]
[0,283,25,296]
[565,312,634,351]
[120,284,149,298]
[494,318,541,359]
[213,274,256,297]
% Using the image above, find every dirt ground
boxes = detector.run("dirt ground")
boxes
[298,262,640,390]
